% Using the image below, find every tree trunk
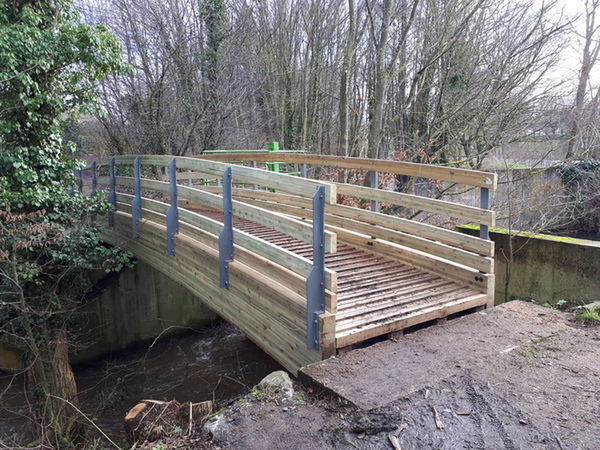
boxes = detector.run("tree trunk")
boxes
[26,326,82,444]
[566,0,600,160]
[367,0,391,161]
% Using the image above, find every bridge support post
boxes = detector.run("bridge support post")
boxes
[267,142,280,173]
[91,161,97,197]
[219,167,234,288]
[132,156,142,238]
[307,185,326,350]
[370,171,379,213]
[166,158,179,255]
[90,161,97,221]
[107,158,116,228]
[480,187,490,240]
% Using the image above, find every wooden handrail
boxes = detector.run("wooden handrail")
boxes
[99,155,337,203]
[101,175,336,253]
[195,187,494,256]
[195,153,498,189]
[112,193,337,294]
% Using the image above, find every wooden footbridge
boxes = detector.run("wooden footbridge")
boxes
[88,152,496,374]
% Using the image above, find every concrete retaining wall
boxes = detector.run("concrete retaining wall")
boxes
[72,260,218,364]
[460,225,600,305]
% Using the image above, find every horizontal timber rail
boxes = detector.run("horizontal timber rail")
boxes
[195,152,497,189]
[84,152,496,373]
[193,153,497,233]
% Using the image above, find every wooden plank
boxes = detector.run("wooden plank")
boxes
[109,211,332,349]
[109,212,309,328]
[335,294,488,348]
[102,155,337,204]
[324,214,493,273]
[107,176,337,253]
[104,213,324,372]
[233,193,493,257]
[485,275,495,308]
[337,280,457,315]
[337,266,416,288]
[115,193,337,292]
[319,312,336,359]
[196,153,498,189]
[336,269,432,296]
[336,283,465,324]
[329,225,490,293]
[115,198,338,309]
[239,193,492,273]
[335,183,495,226]
[329,203,493,256]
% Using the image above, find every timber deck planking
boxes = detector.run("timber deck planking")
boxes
[190,208,487,350]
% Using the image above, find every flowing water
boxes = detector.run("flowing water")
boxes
[0,322,282,444]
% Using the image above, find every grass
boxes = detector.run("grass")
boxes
[577,308,600,324]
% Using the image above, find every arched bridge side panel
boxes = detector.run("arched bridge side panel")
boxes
[103,212,323,374]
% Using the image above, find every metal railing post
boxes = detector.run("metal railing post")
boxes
[107,158,116,228]
[370,171,379,213]
[480,187,490,240]
[306,185,326,350]
[267,142,280,173]
[90,161,97,221]
[219,167,234,288]
[91,161,97,196]
[132,156,142,238]
[166,158,179,255]
[252,161,258,190]
[301,164,307,178]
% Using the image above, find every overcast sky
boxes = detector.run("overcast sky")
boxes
[554,0,594,85]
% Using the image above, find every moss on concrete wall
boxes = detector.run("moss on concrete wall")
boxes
[459,225,600,305]
[72,260,219,364]
[0,342,23,373]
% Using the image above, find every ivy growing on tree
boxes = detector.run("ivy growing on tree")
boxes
[0,0,132,445]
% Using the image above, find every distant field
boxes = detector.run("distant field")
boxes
[485,139,568,169]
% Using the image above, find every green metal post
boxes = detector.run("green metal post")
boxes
[267,142,280,173]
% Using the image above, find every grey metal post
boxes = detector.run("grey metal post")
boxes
[370,171,379,213]
[91,161,97,196]
[132,156,142,238]
[90,161,97,221]
[166,158,179,255]
[480,187,490,240]
[107,158,116,228]
[306,185,326,350]
[252,161,258,190]
[301,164,307,178]
[219,167,234,288]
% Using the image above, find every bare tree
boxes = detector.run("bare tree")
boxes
[566,0,600,159]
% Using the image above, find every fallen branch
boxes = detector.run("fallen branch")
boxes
[432,405,445,430]
[388,434,402,450]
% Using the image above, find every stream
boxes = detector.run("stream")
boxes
[0,322,282,445]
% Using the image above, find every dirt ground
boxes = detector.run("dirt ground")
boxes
[141,301,599,449]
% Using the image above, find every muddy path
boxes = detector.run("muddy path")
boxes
[209,301,599,449]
